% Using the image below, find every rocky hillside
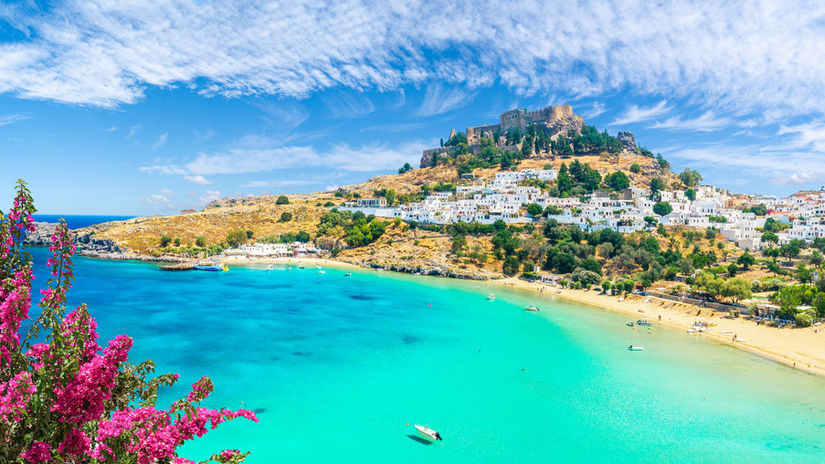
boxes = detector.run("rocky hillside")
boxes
[55,147,675,260]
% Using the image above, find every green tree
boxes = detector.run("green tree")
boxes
[173,237,181,247]
[398,162,412,174]
[451,233,467,256]
[653,201,672,216]
[685,188,696,201]
[761,231,779,245]
[276,195,290,205]
[159,235,172,247]
[809,250,823,267]
[554,252,578,274]
[384,189,396,206]
[605,171,630,191]
[737,252,755,270]
[727,262,738,277]
[503,255,520,276]
[629,163,641,174]
[226,229,248,247]
[722,277,751,303]
[557,163,574,194]
[678,169,703,187]
[279,212,293,222]
[526,203,543,217]
[797,263,812,283]
[296,231,311,243]
[649,178,665,200]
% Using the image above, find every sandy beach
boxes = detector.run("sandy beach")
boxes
[221,255,362,270]
[490,277,825,378]
[221,256,825,378]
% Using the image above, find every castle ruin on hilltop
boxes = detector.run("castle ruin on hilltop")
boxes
[420,104,585,168]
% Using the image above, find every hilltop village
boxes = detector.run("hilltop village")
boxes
[342,105,823,252]
[52,104,825,329]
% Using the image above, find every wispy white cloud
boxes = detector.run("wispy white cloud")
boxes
[183,174,212,185]
[141,191,174,209]
[581,102,606,120]
[141,139,427,177]
[254,101,310,129]
[416,85,476,116]
[778,171,825,185]
[665,139,825,189]
[777,122,825,152]
[127,125,141,139]
[649,111,733,132]
[151,132,168,151]
[610,101,671,126]
[3,1,823,122]
[242,179,316,188]
[106,126,118,132]
[0,114,29,127]
[321,92,374,118]
[199,189,221,205]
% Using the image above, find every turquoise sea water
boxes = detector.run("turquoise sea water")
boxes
[32,214,134,229]
[30,248,825,463]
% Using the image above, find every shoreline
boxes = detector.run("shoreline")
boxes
[487,277,825,378]
[75,249,825,380]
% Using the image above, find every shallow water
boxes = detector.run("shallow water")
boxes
[32,248,825,463]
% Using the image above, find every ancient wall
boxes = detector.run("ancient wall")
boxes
[466,123,500,145]
[500,109,528,133]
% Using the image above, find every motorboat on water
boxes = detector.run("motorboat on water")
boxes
[318,270,325,274]
[626,321,635,327]
[266,264,273,270]
[525,304,539,312]
[627,345,645,351]
[193,260,228,272]
[487,293,496,301]
[414,424,442,441]
[344,272,352,277]
[636,319,653,326]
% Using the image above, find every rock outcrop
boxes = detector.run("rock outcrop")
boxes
[420,147,456,168]
[26,222,127,258]
[617,131,637,152]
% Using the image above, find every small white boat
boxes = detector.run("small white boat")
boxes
[636,319,653,326]
[318,270,325,274]
[266,264,273,270]
[414,424,442,441]
[525,304,539,312]
[627,345,645,351]
[344,272,352,277]
[487,293,496,301]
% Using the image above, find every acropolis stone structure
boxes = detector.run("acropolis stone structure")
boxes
[420,104,585,167]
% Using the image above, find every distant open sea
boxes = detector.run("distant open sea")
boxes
[33,214,134,229]
[24,249,825,463]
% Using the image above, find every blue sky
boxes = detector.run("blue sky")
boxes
[1,1,825,215]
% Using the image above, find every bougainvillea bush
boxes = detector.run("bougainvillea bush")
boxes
[0,180,257,463]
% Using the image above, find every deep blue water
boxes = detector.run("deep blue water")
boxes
[25,248,825,463]
[32,214,134,229]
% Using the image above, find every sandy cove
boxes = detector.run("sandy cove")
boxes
[489,277,825,378]
[221,256,825,378]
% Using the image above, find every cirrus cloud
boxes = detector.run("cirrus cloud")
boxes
[0,0,823,123]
